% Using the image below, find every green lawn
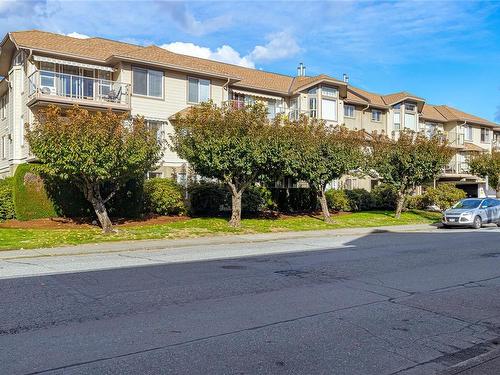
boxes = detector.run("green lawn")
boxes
[0,210,441,251]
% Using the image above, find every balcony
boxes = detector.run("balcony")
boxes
[442,159,470,175]
[492,139,500,151]
[27,70,131,111]
[444,130,465,148]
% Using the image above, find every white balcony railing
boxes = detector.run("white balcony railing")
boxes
[28,70,130,108]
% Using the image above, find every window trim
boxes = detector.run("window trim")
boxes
[320,98,338,121]
[132,66,164,99]
[187,76,211,104]
[344,104,355,118]
[371,109,382,122]
[480,127,490,144]
[464,125,473,142]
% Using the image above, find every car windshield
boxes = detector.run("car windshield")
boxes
[453,199,482,209]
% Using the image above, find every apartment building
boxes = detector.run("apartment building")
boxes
[0,30,498,196]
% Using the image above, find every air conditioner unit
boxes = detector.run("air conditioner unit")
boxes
[40,86,55,95]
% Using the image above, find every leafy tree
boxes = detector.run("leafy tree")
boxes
[26,105,161,233]
[370,130,453,218]
[469,151,500,197]
[170,102,285,227]
[282,117,364,222]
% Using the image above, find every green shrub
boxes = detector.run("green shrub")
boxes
[242,185,266,213]
[325,189,350,212]
[421,183,466,210]
[345,188,375,211]
[405,195,425,210]
[0,177,15,220]
[188,182,227,215]
[144,178,186,215]
[13,163,58,220]
[371,184,398,210]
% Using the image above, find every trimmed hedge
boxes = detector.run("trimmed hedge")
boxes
[0,177,15,220]
[269,188,318,212]
[144,178,186,215]
[13,164,58,220]
[420,183,466,210]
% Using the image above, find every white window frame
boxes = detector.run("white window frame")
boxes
[132,66,163,98]
[344,104,355,118]
[187,77,211,104]
[0,96,6,120]
[464,125,473,142]
[480,127,490,143]
[371,109,382,122]
[1,136,7,159]
[321,98,337,121]
[321,86,338,98]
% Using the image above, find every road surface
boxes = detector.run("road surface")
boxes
[1,226,500,374]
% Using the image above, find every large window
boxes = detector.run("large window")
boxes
[132,67,163,98]
[321,99,337,121]
[481,128,490,143]
[344,105,355,118]
[308,87,317,118]
[188,77,210,103]
[322,86,338,97]
[371,110,382,122]
[464,125,473,141]
[404,113,416,131]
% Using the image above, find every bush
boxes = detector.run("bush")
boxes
[13,163,58,220]
[0,178,15,220]
[188,182,267,215]
[421,183,466,210]
[405,195,424,210]
[269,188,317,212]
[325,189,350,212]
[371,184,398,210]
[345,188,375,211]
[144,178,186,215]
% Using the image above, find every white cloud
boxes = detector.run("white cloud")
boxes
[161,31,300,68]
[248,31,300,62]
[66,32,90,39]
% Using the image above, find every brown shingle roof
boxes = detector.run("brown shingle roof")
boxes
[346,86,387,107]
[434,105,497,127]
[381,91,425,105]
[10,30,140,61]
[421,104,448,122]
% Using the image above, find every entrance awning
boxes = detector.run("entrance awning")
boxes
[33,55,114,72]
[231,88,283,101]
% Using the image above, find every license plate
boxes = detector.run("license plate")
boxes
[449,218,457,222]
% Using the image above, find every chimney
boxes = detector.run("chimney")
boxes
[343,73,349,83]
[297,63,306,77]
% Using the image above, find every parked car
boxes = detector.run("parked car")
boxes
[442,198,500,229]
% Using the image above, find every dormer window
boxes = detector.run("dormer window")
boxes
[321,86,338,98]
[308,87,318,118]
[405,103,416,112]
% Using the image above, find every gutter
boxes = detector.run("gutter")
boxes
[360,104,370,130]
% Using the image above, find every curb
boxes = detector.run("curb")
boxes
[440,347,500,374]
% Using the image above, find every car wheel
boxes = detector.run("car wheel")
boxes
[497,221,500,227]
[472,216,482,229]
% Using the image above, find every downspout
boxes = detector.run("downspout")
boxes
[222,77,231,102]
[457,120,467,175]
[360,104,369,131]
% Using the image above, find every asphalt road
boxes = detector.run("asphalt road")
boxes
[1,227,500,374]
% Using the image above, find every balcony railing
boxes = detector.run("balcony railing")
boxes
[223,100,286,120]
[27,70,131,109]
[492,139,500,151]
[444,130,465,147]
[443,159,469,174]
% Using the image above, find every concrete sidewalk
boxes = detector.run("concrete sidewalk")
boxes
[0,223,439,260]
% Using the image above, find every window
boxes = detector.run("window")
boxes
[0,95,7,120]
[322,86,338,97]
[267,100,277,120]
[132,67,163,97]
[393,112,401,131]
[344,105,355,118]
[404,113,416,131]
[146,120,164,143]
[289,97,300,120]
[1,136,7,159]
[321,99,337,121]
[405,103,416,112]
[425,123,437,138]
[480,128,490,143]
[308,87,317,118]
[371,110,382,122]
[188,77,210,103]
[464,125,473,141]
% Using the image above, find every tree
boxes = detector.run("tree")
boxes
[370,130,453,218]
[26,105,161,233]
[282,117,364,223]
[469,151,500,197]
[170,102,285,227]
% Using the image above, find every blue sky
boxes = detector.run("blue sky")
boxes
[1,0,500,122]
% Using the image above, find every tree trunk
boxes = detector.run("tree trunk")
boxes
[227,182,243,228]
[395,191,406,219]
[82,182,114,233]
[318,188,333,223]
[496,183,500,198]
